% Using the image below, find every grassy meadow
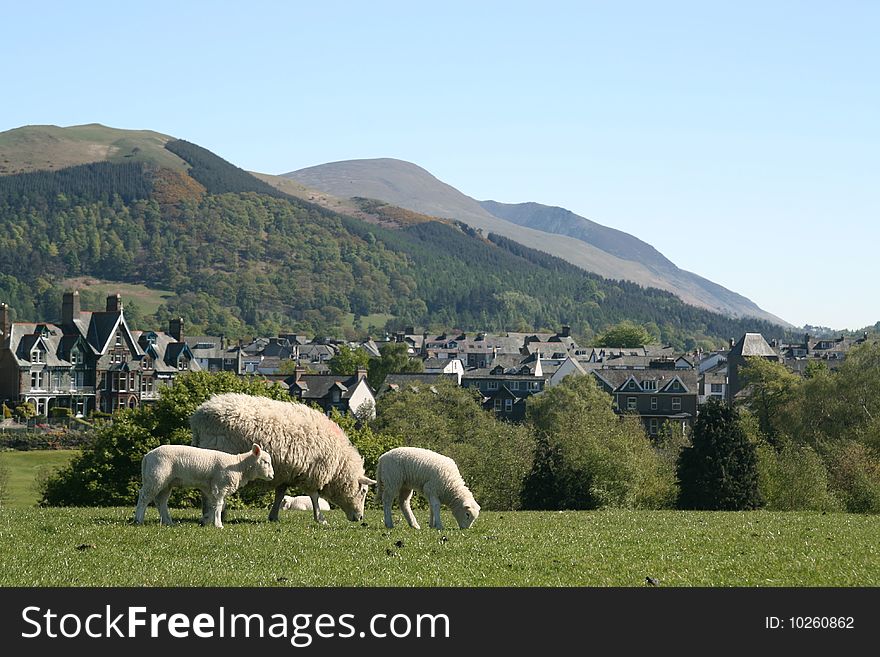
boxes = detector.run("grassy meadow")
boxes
[0,450,79,507]
[0,506,876,587]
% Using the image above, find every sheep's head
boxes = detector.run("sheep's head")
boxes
[452,498,481,529]
[250,444,275,481]
[325,475,376,521]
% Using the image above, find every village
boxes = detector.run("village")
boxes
[1,290,871,438]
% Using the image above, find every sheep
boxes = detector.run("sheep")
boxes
[134,443,274,528]
[190,392,375,524]
[376,446,481,530]
[281,495,330,512]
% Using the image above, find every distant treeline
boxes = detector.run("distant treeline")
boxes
[163,139,288,199]
[0,161,152,206]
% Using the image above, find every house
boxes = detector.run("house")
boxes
[726,333,781,403]
[377,372,461,397]
[591,367,699,437]
[422,357,464,384]
[461,353,550,421]
[0,291,198,417]
[185,335,241,373]
[285,367,375,419]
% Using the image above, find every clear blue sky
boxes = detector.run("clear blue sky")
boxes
[3,1,877,330]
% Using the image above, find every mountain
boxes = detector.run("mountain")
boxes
[284,158,788,326]
[0,124,786,349]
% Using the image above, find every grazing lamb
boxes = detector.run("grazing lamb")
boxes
[134,443,274,528]
[190,393,375,524]
[282,495,330,512]
[376,446,481,530]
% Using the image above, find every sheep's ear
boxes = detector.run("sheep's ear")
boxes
[359,476,377,486]
[252,444,261,456]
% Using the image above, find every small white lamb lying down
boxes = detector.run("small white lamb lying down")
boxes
[281,495,330,512]
[134,443,274,528]
[376,446,481,530]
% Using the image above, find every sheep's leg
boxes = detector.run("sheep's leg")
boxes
[155,487,174,526]
[382,487,396,529]
[269,484,287,522]
[310,491,327,524]
[399,489,420,529]
[134,487,153,524]
[199,494,211,526]
[428,495,443,530]
[209,491,225,529]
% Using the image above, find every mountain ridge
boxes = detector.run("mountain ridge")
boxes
[284,158,788,326]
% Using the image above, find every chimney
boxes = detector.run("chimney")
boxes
[355,366,368,381]
[561,325,571,338]
[0,302,10,346]
[62,290,81,326]
[220,334,226,350]
[169,317,184,342]
[729,338,735,348]
[106,293,122,312]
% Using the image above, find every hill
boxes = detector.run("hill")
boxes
[0,124,784,348]
[284,158,788,325]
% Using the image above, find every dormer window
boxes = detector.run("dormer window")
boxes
[115,332,123,347]
[178,358,188,371]
[70,349,82,366]
[31,349,45,363]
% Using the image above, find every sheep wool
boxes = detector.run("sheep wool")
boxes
[376,446,481,530]
[281,495,331,512]
[190,393,375,524]
[134,443,274,528]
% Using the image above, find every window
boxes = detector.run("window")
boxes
[643,380,657,391]
[52,371,62,390]
[331,390,340,403]
[627,396,637,411]
[487,380,498,391]
[178,358,188,371]
[710,383,723,394]
[529,381,540,391]
[115,332,122,347]
[30,371,44,390]
[649,418,659,435]
[31,349,45,363]
[504,399,513,413]
[650,397,658,410]
[75,399,85,417]
[70,350,82,365]
[493,398,502,412]
[510,381,520,391]
[672,397,681,411]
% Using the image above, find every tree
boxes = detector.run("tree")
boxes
[329,344,371,375]
[592,321,654,348]
[524,375,677,510]
[367,342,423,390]
[738,356,800,444]
[373,379,534,510]
[677,398,763,510]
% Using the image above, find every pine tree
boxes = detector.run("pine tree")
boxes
[677,398,763,510]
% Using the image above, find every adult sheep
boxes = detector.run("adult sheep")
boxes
[190,393,375,523]
[376,446,481,530]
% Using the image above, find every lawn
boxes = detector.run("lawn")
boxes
[0,506,876,587]
[0,450,79,507]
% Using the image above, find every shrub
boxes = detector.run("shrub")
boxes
[825,440,880,513]
[756,440,839,511]
[523,375,677,510]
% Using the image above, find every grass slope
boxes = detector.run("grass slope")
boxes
[59,278,175,316]
[0,450,79,507]
[0,124,186,175]
[0,507,876,586]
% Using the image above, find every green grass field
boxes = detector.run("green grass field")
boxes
[0,506,876,587]
[0,450,79,507]
[59,278,175,316]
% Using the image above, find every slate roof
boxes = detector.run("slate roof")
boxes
[286,373,367,400]
[730,333,778,358]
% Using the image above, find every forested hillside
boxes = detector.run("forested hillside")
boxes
[0,143,785,348]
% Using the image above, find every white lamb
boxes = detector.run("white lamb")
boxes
[134,443,274,528]
[281,495,330,512]
[376,446,481,530]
